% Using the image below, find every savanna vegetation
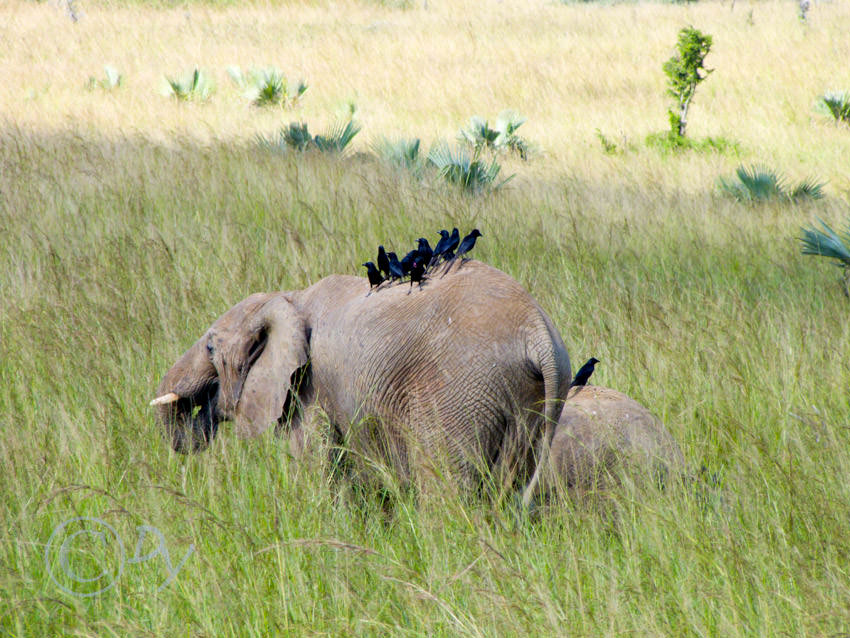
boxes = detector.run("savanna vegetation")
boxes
[1,0,850,635]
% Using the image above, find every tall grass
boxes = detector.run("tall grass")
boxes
[2,0,850,635]
[3,127,850,636]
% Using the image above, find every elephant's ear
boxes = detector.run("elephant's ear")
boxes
[234,296,309,439]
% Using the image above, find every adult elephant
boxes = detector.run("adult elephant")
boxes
[151,261,571,505]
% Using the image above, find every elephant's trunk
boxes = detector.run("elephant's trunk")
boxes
[154,335,222,453]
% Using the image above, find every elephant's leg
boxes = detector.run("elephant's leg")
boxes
[275,374,324,458]
[283,409,322,458]
[487,414,536,499]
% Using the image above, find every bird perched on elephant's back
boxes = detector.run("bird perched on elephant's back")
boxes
[151,260,572,505]
[546,386,684,495]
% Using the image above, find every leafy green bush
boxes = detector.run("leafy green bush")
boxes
[645,131,737,155]
[226,66,307,108]
[458,110,531,159]
[427,142,513,193]
[817,91,850,124]
[719,164,824,203]
[164,68,214,102]
[258,119,361,155]
[663,26,713,138]
[87,66,122,91]
[800,218,850,294]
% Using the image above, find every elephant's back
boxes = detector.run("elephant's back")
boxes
[331,261,550,374]
[342,260,545,338]
[552,386,685,489]
[310,261,563,436]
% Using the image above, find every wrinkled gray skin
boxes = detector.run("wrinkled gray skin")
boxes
[548,385,684,493]
[154,261,571,504]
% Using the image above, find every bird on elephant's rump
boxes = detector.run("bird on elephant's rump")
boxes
[151,261,572,505]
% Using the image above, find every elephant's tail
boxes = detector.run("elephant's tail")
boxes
[521,309,572,507]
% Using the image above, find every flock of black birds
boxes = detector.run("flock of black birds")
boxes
[362,229,600,388]
[362,227,483,294]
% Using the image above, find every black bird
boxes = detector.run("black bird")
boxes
[441,228,482,276]
[445,227,460,256]
[387,252,405,282]
[429,230,451,268]
[455,229,482,260]
[570,357,599,388]
[362,261,385,290]
[408,255,426,293]
[430,228,460,272]
[416,237,433,268]
[377,245,390,280]
[400,249,419,276]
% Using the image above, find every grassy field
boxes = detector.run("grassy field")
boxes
[2,0,850,635]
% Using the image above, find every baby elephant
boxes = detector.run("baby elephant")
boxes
[548,386,684,494]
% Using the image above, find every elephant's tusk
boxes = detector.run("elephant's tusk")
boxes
[150,392,180,406]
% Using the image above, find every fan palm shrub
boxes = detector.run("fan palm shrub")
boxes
[719,164,824,203]
[164,68,214,102]
[493,110,530,159]
[817,91,850,124]
[800,218,850,295]
[427,143,513,193]
[458,110,531,159]
[459,116,500,152]
[312,119,361,153]
[227,66,307,108]
[258,119,361,155]
[87,65,122,91]
[372,137,423,175]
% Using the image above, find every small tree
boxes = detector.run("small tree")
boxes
[663,26,713,137]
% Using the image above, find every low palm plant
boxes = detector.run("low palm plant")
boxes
[458,110,531,159]
[282,122,314,152]
[494,109,530,159]
[427,142,513,193]
[258,119,360,155]
[720,165,785,202]
[227,66,308,108]
[800,218,850,295]
[164,68,214,102]
[817,91,850,124]
[87,65,122,91]
[313,119,361,153]
[719,164,824,203]
[371,137,423,175]
[789,178,826,201]
[459,116,500,152]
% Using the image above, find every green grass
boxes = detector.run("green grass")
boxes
[2,126,850,636]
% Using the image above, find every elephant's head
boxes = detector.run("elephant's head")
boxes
[151,293,309,453]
